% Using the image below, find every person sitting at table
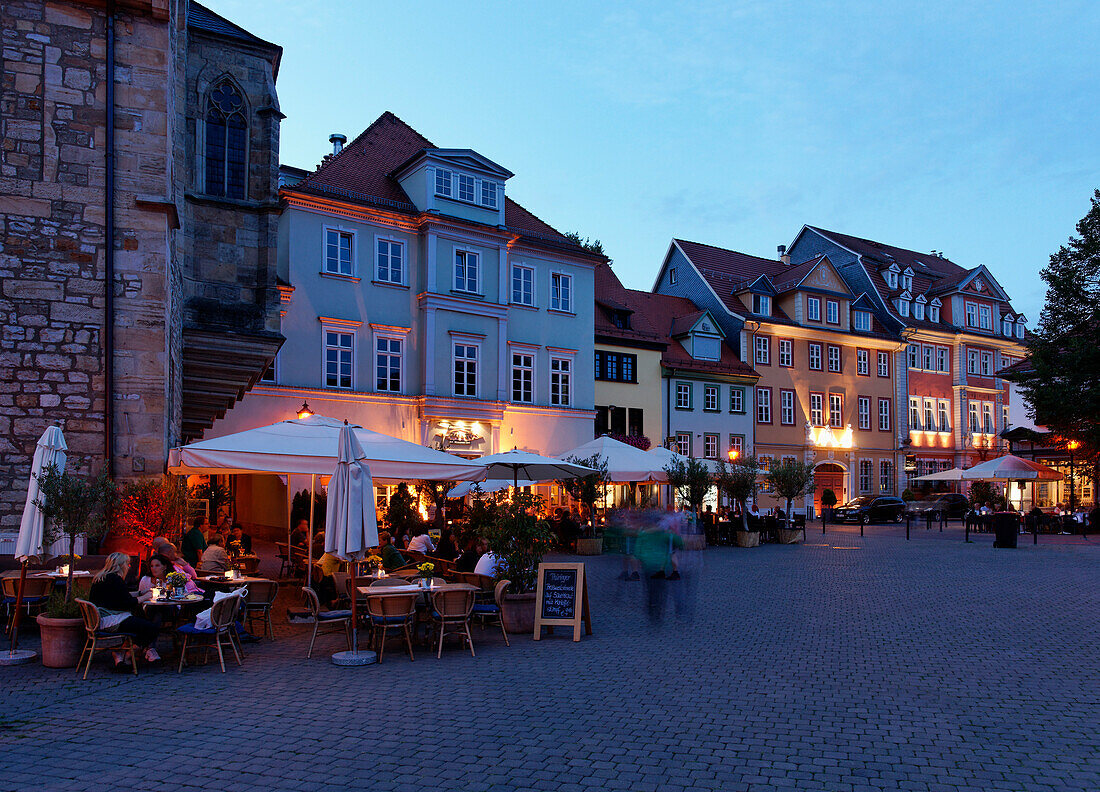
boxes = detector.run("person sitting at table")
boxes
[316,551,342,607]
[153,540,200,582]
[290,519,309,549]
[181,516,208,566]
[227,523,252,556]
[473,539,500,577]
[198,535,231,574]
[434,528,458,561]
[378,531,406,571]
[407,528,436,554]
[139,554,201,595]
[89,552,161,667]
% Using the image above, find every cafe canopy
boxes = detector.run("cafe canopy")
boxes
[560,436,669,482]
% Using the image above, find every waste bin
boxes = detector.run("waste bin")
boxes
[992,512,1019,548]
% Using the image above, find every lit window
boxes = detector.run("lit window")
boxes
[511,352,533,403]
[550,357,571,406]
[858,396,870,430]
[756,388,771,423]
[826,300,839,324]
[808,343,822,371]
[755,336,770,365]
[910,397,921,430]
[480,180,498,208]
[204,80,247,199]
[829,394,843,428]
[376,239,404,284]
[704,385,719,412]
[859,460,872,493]
[728,435,744,458]
[454,343,478,397]
[807,297,820,321]
[325,229,353,276]
[676,382,691,410]
[512,265,534,306]
[551,272,572,312]
[778,339,792,367]
[880,460,893,492]
[455,250,479,293]
[856,349,869,376]
[809,393,823,426]
[375,336,401,393]
[324,330,354,390]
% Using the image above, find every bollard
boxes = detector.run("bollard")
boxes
[822,511,826,535]
[860,513,865,537]
[926,513,933,532]
[965,517,970,543]
[1033,518,1038,545]
[939,513,943,533]
[906,513,910,541]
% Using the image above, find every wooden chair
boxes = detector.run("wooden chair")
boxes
[243,580,279,640]
[177,592,245,673]
[429,589,475,659]
[366,593,418,662]
[471,579,510,647]
[301,586,351,659]
[2,576,52,635]
[236,556,260,575]
[74,599,138,679]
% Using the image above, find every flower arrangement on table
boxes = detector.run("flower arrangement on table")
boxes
[416,561,435,580]
[166,571,188,594]
[366,554,383,571]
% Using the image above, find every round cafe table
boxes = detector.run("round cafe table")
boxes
[197,575,270,591]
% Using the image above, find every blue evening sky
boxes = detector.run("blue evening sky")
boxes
[214,0,1099,322]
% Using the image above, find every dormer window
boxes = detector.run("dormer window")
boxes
[929,304,940,322]
[611,310,630,329]
[897,299,909,317]
[752,294,771,316]
[1002,316,1013,336]
[852,310,871,332]
[480,180,498,208]
[914,302,924,320]
[457,173,475,203]
[435,168,452,197]
[887,271,898,289]
[902,272,913,291]
[1016,320,1025,339]
[669,267,677,285]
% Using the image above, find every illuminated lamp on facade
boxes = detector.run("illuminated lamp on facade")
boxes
[297,401,313,419]
[812,424,854,449]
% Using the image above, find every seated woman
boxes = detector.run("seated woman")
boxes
[89,552,161,667]
[198,535,231,574]
[378,531,406,571]
[228,523,253,556]
[139,554,201,595]
[407,528,436,554]
[434,528,458,561]
[454,537,481,573]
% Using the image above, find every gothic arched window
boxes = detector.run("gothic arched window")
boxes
[205,80,247,199]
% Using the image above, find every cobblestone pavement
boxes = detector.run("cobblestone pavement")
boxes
[2,526,1097,792]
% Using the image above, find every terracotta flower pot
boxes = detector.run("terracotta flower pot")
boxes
[734,530,761,548]
[500,592,536,635]
[36,614,85,668]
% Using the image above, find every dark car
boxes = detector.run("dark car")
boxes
[832,496,906,524]
[906,493,969,520]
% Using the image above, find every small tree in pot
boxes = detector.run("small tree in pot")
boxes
[479,491,556,634]
[663,456,712,520]
[820,488,837,521]
[765,459,814,543]
[558,454,608,552]
[714,456,760,545]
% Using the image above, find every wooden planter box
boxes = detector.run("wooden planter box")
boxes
[776,527,805,545]
[683,534,706,551]
[734,530,760,548]
[576,537,603,556]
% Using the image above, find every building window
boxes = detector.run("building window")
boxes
[453,343,478,397]
[550,357,571,406]
[754,335,770,365]
[968,402,979,432]
[809,393,824,426]
[808,343,822,371]
[980,351,993,376]
[756,387,772,424]
[858,396,870,430]
[807,297,821,321]
[982,402,994,434]
[827,345,841,373]
[511,352,533,403]
[376,238,404,284]
[829,393,843,428]
[752,294,771,315]
[938,400,950,432]
[324,330,354,390]
[729,387,744,414]
[778,339,793,367]
[204,80,247,199]
[898,300,910,317]
[676,382,692,410]
[480,180,497,208]
[325,229,354,276]
[550,272,573,312]
[859,460,873,493]
[703,434,719,459]
[979,304,992,330]
[909,397,921,430]
[375,336,402,393]
[435,168,452,197]
[826,300,839,325]
[455,250,479,293]
[930,304,940,322]
[1015,322,1024,339]
[877,351,890,378]
[621,353,635,383]
[780,389,795,425]
[853,310,871,331]
[878,398,891,431]
[703,385,719,412]
[922,345,934,371]
[856,349,869,376]
[965,301,978,328]
[669,267,677,285]
[1002,317,1013,336]
[914,302,925,320]
[967,349,980,375]
[887,270,898,289]
[595,351,637,383]
[924,399,935,431]
[728,435,744,459]
[259,354,277,384]
[456,173,475,203]
[880,460,893,493]
[937,347,949,372]
[675,432,691,457]
[908,344,920,369]
[511,265,535,306]
[1002,405,1010,430]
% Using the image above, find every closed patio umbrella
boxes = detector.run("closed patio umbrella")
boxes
[325,422,379,666]
[4,424,66,665]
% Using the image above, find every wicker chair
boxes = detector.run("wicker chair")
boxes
[74,599,138,679]
[366,593,418,662]
[471,579,511,647]
[429,589,475,658]
[177,592,245,673]
[2,576,52,635]
[243,580,279,640]
[301,586,351,659]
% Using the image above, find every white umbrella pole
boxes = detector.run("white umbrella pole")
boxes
[307,474,315,589]
[285,474,292,580]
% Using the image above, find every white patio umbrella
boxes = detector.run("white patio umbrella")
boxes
[5,424,66,665]
[324,422,378,666]
[911,467,967,482]
[448,478,536,498]
[560,436,668,482]
[476,449,595,488]
[961,455,1063,481]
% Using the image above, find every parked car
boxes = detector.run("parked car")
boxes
[906,493,969,520]
[832,496,906,524]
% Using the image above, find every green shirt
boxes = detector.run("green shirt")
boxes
[381,544,405,571]
[181,527,207,565]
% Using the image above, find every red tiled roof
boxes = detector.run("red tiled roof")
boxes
[594,263,664,345]
[669,310,707,337]
[674,239,788,314]
[290,111,596,257]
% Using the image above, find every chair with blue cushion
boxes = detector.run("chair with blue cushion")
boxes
[301,586,351,659]
[3,576,52,635]
[74,599,138,679]
[366,592,417,662]
[430,589,475,659]
[177,592,245,673]
[471,579,510,648]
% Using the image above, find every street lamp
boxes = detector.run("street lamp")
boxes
[728,448,740,462]
[1067,440,1080,514]
[297,401,313,420]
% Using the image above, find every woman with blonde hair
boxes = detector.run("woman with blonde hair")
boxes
[88,552,162,669]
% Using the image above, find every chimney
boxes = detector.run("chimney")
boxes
[778,244,790,266]
[329,133,347,156]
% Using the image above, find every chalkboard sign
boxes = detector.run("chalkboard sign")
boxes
[533,562,591,642]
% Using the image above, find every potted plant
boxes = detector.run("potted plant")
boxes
[714,456,760,547]
[191,478,233,526]
[32,462,117,668]
[558,454,608,555]
[479,492,556,634]
[766,459,814,544]
[663,455,713,549]
[820,488,837,522]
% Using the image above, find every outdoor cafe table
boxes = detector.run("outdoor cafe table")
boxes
[197,575,271,592]
[355,582,479,597]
